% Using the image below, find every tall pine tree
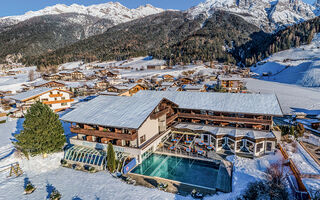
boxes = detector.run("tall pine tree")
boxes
[15,101,66,157]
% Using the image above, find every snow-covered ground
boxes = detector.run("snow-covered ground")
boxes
[0,117,287,200]
[0,66,39,93]
[251,33,320,88]
[245,78,320,115]
[285,142,320,175]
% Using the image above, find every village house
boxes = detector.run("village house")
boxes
[101,84,147,96]
[217,76,245,93]
[43,74,63,81]
[61,91,283,167]
[179,77,194,85]
[162,74,175,82]
[94,80,109,91]
[11,88,74,115]
[147,65,167,70]
[23,80,67,91]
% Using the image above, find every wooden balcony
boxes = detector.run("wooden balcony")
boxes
[70,127,138,141]
[166,113,178,124]
[178,113,272,125]
[49,93,63,97]
[150,108,169,119]
[43,99,74,105]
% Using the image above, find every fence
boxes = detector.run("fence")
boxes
[299,141,320,168]
[278,143,310,200]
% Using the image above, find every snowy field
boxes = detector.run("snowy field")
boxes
[251,33,320,87]
[245,78,320,115]
[0,66,39,93]
[0,118,286,200]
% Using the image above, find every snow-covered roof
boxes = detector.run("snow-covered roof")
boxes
[32,80,65,87]
[174,123,275,140]
[10,87,53,101]
[161,82,174,87]
[113,83,141,90]
[183,84,205,90]
[218,76,243,81]
[99,91,119,96]
[135,90,283,116]
[61,95,167,129]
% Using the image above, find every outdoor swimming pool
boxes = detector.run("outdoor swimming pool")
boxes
[131,154,219,189]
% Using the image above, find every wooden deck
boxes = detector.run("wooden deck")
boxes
[70,127,138,141]
[178,113,272,125]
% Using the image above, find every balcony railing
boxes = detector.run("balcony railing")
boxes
[70,127,138,141]
[43,99,74,105]
[178,113,272,125]
[49,93,63,97]
[150,108,169,119]
[166,113,178,124]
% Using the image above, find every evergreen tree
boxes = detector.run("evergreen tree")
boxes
[106,143,116,172]
[15,101,66,157]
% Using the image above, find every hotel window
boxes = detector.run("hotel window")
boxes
[246,141,254,152]
[140,135,146,144]
[256,143,263,153]
[236,141,242,150]
[50,91,53,95]
[61,97,65,100]
[61,103,67,106]
[266,142,272,151]
[203,135,209,143]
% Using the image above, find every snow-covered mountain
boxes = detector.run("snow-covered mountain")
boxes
[187,0,317,31]
[0,2,164,27]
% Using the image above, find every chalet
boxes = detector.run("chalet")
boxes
[162,74,175,82]
[32,80,67,90]
[217,76,244,93]
[11,88,74,114]
[105,71,119,78]
[61,91,283,168]
[103,84,147,96]
[95,80,109,91]
[59,72,73,81]
[147,65,167,70]
[71,70,85,80]
[43,74,63,81]
[179,77,194,85]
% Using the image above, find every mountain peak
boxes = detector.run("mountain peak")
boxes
[0,1,164,26]
[188,0,317,31]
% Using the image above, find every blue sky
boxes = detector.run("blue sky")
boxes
[0,0,316,17]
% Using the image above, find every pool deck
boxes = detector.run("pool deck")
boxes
[128,171,217,195]
[129,153,233,195]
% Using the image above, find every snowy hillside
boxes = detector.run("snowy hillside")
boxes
[0,2,164,26]
[187,0,317,31]
[251,33,320,87]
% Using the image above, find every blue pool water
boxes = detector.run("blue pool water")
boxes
[131,154,219,188]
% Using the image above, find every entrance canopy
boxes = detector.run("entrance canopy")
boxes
[64,146,106,168]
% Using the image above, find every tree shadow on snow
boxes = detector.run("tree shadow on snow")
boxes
[46,183,55,199]
[10,118,25,142]
[23,177,30,189]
